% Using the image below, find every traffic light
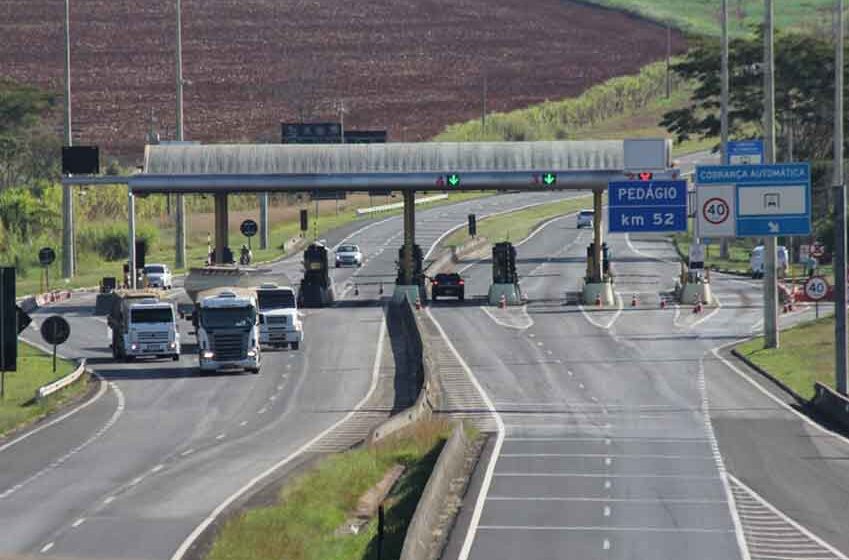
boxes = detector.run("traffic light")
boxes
[468,214,477,236]
[300,209,309,232]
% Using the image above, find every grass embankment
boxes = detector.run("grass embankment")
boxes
[442,194,596,251]
[16,191,489,295]
[736,317,835,400]
[580,0,835,37]
[0,342,83,436]
[207,420,457,560]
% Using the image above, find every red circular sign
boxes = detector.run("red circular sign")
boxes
[805,276,829,301]
[702,197,730,225]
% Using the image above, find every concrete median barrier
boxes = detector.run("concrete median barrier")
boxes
[812,382,849,431]
[36,359,87,402]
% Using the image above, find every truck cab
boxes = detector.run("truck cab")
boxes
[110,296,180,362]
[196,290,261,373]
[255,283,304,350]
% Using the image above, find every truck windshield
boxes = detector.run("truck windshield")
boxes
[257,291,295,311]
[201,306,255,328]
[131,308,173,323]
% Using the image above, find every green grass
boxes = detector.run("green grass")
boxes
[441,194,596,251]
[673,231,757,275]
[581,0,836,38]
[0,342,84,436]
[206,420,455,560]
[736,316,836,400]
[15,192,491,296]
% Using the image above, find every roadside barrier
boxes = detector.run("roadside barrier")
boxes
[36,359,87,402]
[812,382,849,431]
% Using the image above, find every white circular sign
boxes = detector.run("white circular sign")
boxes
[805,276,829,301]
[702,197,730,225]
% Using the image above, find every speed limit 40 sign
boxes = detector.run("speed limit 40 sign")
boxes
[805,276,829,301]
[696,185,736,238]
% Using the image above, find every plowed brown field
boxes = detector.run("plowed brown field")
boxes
[0,0,684,162]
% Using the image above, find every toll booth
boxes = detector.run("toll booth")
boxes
[585,242,611,281]
[488,241,523,306]
[299,243,335,307]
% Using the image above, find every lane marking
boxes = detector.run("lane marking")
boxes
[180,449,194,457]
[477,525,734,533]
[169,317,387,560]
[71,518,85,528]
[500,453,714,460]
[0,383,125,500]
[479,305,535,331]
[239,421,248,427]
[604,505,611,517]
[215,433,226,440]
[103,496,115,504]
[257,408,267,415]
[603,539,611,550]
[151,464,164,473]
[0,370,109,454]
[129,476,144,486]
[40,542,54,553]
[495,473,721,479]
[427,308,505,560]
[579,292,625,331]
[487,496,726,504]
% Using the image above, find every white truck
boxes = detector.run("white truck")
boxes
[193,288,262,374]
[108,290,180,362]
[255,283,303,350]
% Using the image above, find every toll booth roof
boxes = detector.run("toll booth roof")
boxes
[143,141,626,175]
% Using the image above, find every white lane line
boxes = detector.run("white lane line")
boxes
[495,473,720,479]
[269,395,277,401]
[579,291,625,330]
[103,496,115,504]
[568,370,574,376]
[40,542,54,553]
[698,354,752,560]
[180,449,194,457]
[240,421,248,427]
[604,505,611,517]
[170,317,387,560]
[151,464,164,473]
[477,525,734,533]
[500,453,713,460]
[71,518,86,528]
[427,308,505,560]
[488,496,726,504]
[603,538,611,550]
[0,370,109,454]
[129,476,144,486]
[257,408,267,415]
[604,457,613,466]
[216,433,226,440]
[604,480,612,490]
[276,384,283,390]
[479,305,535,331]
[0,383,126,501]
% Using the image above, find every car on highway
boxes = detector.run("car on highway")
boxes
[335,244,363,267]
[750,245,789,279]
[431,272,465,301]
[577,209,594,229]
[143,263,173,289]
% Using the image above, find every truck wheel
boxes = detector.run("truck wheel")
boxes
[291,342,300,350]
[248,367,260,374]
[459,292,465,301]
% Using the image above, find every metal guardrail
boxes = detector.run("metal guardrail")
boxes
[36,359,87,402]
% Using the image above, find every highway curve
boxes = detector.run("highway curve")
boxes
[0,189,578,559]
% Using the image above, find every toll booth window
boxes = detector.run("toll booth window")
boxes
[131,308,174,323]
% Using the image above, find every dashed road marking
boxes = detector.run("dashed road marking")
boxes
[257,408,267,415]
[180,449,194,457]
[72,518,85,528]
[216,433,226,440]
[151,464,164,473]
[103,496,115,504]
[40,542,54,553]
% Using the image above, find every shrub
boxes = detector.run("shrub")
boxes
[77,222,159,261]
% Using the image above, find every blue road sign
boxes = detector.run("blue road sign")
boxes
[695,163,811,237]
[727,140,764,165]
[608,180,688,233]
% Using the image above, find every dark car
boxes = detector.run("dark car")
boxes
[431,273,465,301]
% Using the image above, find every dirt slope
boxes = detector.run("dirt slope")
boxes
[0,0,684,161]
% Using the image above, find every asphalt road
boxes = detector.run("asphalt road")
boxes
[432,210,849,559]
[0,189,580,559]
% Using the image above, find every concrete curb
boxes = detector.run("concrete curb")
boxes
[35,359,88,402]
[400,424,469,560]
[730,348,809,405]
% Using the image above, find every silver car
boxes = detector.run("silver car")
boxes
[335,244,363,267]
[577,209,594,229]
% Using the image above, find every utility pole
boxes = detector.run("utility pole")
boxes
[481,73,488,137]
[763,0,779,349]
[834,0,848,394]
[174,0,187,269]
[666,22,672,99]
[720,0,731,260]
[62,0,74,279]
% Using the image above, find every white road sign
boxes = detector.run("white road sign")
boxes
[737,184,807,216]
[805,276,829,301]
[696,184,736,238]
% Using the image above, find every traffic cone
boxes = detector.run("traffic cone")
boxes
[415,297,422,310]
[660,298,666,310]
[595,294,602,307]
[379,282,384,295]
[499,294,507,309]
[631,294,638,307]
[354,284,359,296]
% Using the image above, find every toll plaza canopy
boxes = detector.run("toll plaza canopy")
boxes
[128,140,671,194]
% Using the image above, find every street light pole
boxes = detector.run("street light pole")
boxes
[763,0,779,349]
[174,0,187,269]
[719,0,731,260]
[62,0,74,279]
[834,0,848,394]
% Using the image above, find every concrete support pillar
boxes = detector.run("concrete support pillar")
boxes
[592,188,604,283]
[214,193,229,265]
[62,185,74,279]
[402,190,415,285]
[259,193,269,250]
[128,191,136,289]
[175,194,186,269]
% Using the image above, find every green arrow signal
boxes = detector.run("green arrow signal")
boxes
[447,174,460,187]
[543,173,556,186]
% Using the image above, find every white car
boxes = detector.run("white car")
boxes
[750,245,789,279]
[335,244,363,267]
[577,209,594,229]
[143,264,172,289]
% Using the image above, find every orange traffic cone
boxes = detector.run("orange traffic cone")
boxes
[354,284,359,296]
[631,294,638,307]
[660,298,667,310]
[499,294,507,309]
[415,297,422,310]
[595,294,602,307]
